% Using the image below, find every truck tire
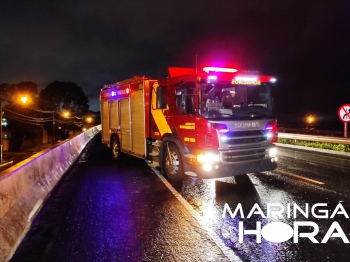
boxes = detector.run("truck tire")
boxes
[111,136,122,160]
[163,143,184,182]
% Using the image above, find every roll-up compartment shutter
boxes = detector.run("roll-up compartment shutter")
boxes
[130,90,145,156]
[110,101,119,129]
[120,99,131,151]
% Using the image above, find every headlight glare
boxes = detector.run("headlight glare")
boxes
[197,153,220,163]
[269,148,277,157]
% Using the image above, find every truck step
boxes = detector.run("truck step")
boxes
[152,141,162,147]
[148,161,159,168]
[149,142,161,156]
[149,151,159,156]
[185,171,197,177]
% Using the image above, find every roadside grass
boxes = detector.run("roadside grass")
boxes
[278,138,350,153]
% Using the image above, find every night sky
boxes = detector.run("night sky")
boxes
[1,1,349,128]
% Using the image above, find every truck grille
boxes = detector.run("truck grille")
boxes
[221,148,268,163]
[224,130,267,145]
[220,130,269,164]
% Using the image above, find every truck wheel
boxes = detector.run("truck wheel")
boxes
[111,136,122,160]
[164,143,184,182]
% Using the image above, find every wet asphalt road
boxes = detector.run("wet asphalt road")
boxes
[177,146,350,261]
[10,136,350,262]
[10,136,230,262]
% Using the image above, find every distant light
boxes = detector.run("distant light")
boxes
[207,75,217,80]
[269,78,277,83]
[203,67,238,73]
[307,115,315,124]
[111,91,116,96]
[2,118,8,127]
[126,88,131,94]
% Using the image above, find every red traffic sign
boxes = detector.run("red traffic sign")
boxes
[338,104,350,123]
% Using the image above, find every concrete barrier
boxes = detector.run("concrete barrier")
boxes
[0,125,101,262]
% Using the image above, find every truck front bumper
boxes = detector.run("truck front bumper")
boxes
[186,157,277,179]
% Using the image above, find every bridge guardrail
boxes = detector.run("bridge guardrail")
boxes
[278,133,350,145]
[0,125,101,262]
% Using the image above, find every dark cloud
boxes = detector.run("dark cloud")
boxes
[1,0,350,127]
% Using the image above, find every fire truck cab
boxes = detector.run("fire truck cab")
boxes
[100,66,278,182]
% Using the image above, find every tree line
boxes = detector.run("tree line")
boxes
[0,81,90,115]
[0,81,94,150]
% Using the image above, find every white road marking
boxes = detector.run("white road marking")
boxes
[151,167,243,262]
[276,169,325,185]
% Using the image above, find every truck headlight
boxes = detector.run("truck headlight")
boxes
[197,153,220,163]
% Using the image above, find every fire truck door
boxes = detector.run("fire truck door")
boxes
[101,101,110,144]
[130,90,145,156]
[120,98,131,151]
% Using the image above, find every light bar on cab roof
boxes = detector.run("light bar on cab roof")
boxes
[207,75,218,80]
[203,67,238,73]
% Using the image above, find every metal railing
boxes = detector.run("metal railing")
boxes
[278,133,350,145]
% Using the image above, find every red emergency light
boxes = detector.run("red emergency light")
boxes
[203,67,238,73]
[265,120,278,143]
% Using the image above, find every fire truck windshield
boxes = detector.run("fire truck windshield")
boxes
[200,83,274,120]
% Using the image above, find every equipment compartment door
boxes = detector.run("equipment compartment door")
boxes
[131,90,146,156]
[109,100,119,130]
[120,98,131,151]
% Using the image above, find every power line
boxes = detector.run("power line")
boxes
[3,108,52,120]
[3,108,84,126]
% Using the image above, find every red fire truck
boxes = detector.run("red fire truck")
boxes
[100,66,278,182]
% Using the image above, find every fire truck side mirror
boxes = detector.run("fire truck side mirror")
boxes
[156,86,167,109]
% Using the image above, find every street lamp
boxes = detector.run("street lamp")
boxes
[85,116,93,129]
[86,117,92,123]
[21,96,28,104]
[306,115,315,129]
[62,111,71,139]
[63,111,70,118]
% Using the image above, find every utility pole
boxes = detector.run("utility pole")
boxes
[52,111,55,144]
[0,98,2,163]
